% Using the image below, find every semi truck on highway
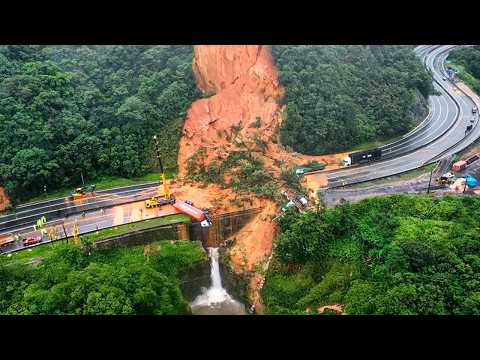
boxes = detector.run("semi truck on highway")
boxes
[342,148,382,167]
[452,153,480,172]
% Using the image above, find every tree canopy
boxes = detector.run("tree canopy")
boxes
[0,240,206,315]
[448,45,480,93]
[263,195,480,315]
[0,45,200,202]
[272,45,433,154]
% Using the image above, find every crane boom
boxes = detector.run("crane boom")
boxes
[153,135,169,199]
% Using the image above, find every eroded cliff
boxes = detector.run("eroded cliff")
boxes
[178,45,286,174]
[177,45,345,312]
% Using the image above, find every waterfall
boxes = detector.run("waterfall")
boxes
[190,247,247,315]
[209,247,225,291]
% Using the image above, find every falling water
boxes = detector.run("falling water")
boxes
[190,247,247,315]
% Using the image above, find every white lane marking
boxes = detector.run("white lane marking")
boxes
[327,47,463,181]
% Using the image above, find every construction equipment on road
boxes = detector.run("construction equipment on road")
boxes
[69,184,96,201]
[153,134,170,199]
[145,194,176,209]
[435,172,455,185]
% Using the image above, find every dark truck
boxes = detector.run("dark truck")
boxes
[342,148,382,166]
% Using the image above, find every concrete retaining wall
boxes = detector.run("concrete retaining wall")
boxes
[89,222,190,251]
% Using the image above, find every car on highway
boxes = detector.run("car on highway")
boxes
[442,76,447,81]
[473,107,478,114]
[22,235,42,247]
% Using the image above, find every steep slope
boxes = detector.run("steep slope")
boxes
[176,45,344,312]
[178,45,345,178]
[178,45,282,174]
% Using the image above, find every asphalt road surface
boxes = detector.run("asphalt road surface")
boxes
[1,199,180,253]
[2,45,479,252]
[320,45,480,189]
[0,182,164,242]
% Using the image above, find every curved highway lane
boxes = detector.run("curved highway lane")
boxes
[323,45,480,189]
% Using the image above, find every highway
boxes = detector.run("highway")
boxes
[320,45,480,189]
[0,198,180,253]
[0,182,161,236]
[2,44,479,253]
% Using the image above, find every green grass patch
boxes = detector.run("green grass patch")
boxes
[80,214,191,243]
[5,214,191,264]
[347,135,404,153]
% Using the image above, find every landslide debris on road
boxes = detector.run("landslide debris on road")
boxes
[175,45,345,311]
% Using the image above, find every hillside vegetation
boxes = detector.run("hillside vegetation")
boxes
[448,45,480,93]
[0,45,199,202]
[0,240,206,315]
[273,45,433,154]
[262,195,480,315]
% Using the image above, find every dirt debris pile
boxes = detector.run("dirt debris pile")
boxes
[178,45,342,179]
[176,45,341,313]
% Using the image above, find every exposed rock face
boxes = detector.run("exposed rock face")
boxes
[0,187,10,212]
[178,45,285,175]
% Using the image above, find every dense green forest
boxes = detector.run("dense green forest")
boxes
[262,195,480,315]
[273,45,433,154]
[0,45,199,202]
[0,240,206,314]
[448,45,480,93]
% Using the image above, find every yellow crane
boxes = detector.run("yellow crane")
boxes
[153,135,169,199]
[145,135,174,209]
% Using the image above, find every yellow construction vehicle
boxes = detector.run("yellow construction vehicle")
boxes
[145,195,175,209]
[145,135,175,209]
